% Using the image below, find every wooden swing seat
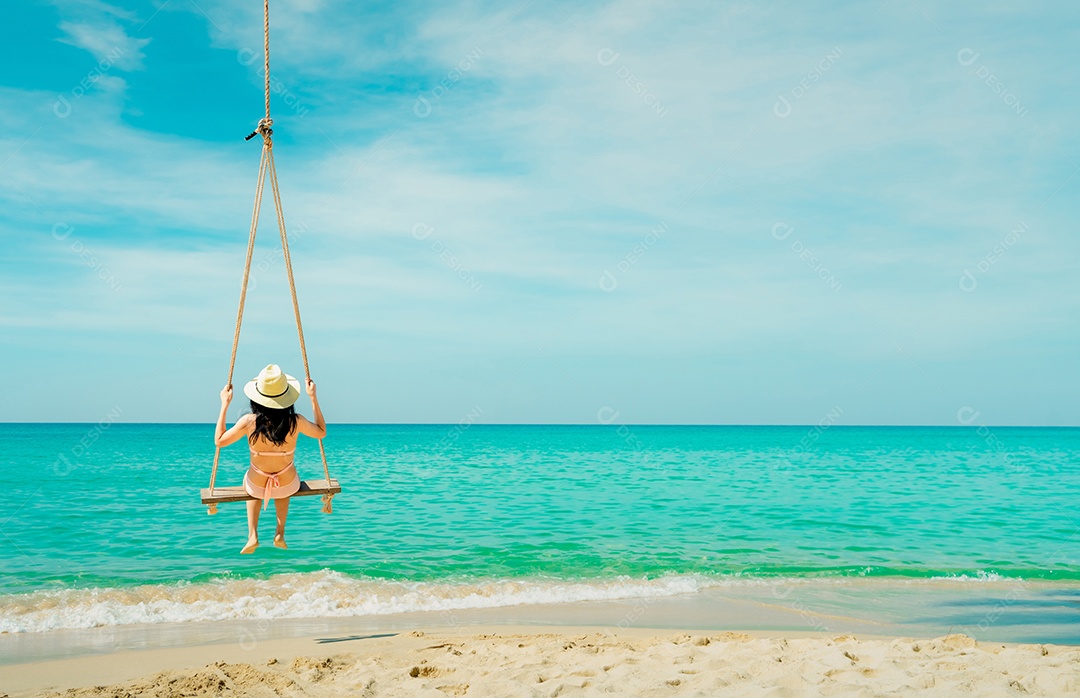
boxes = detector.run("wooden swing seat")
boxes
[201,479,341,504]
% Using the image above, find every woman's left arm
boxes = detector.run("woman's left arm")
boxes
[214,385,250,447]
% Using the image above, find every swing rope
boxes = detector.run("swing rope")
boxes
[207,0,335,515]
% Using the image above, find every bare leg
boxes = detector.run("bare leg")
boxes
[241,499,260,554]
[273,497,290,549]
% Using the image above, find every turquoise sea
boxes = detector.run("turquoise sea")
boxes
[1,424,1077,639]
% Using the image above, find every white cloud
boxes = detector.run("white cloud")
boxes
[58,20,150,70]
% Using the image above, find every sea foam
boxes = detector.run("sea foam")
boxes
[0,571,718,634]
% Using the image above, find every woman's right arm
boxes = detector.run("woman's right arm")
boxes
[214,385,252,447]
[297,378,327,439]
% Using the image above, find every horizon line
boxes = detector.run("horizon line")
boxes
[1,422,1076,428]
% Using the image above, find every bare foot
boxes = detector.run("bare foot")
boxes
[241,536,259,554]
[273,534,288,549]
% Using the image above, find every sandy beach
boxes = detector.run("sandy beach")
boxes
[2,624,1077,697]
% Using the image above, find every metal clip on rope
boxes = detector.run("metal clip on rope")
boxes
[245,117,274,142]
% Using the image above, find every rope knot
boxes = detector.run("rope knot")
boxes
[244,117,274,142]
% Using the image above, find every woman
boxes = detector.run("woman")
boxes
[215,364,326,554]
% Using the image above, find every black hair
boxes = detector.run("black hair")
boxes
[249,400,298,447]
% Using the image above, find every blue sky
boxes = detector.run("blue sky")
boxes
[1,0,1077,425]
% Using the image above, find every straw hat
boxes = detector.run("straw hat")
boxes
[244,364,301,409]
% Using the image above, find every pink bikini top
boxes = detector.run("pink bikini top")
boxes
[249,447,295,458]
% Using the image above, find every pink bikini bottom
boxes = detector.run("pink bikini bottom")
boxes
[243,462,301,509]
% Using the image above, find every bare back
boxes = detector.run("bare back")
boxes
[235,413,324,484]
